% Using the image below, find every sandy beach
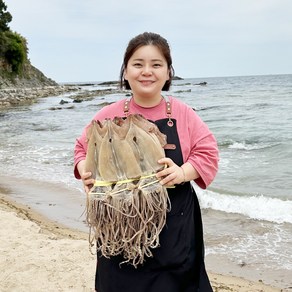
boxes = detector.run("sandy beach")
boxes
[0,193,284,292]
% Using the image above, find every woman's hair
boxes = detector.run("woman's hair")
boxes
[119,32,175,91]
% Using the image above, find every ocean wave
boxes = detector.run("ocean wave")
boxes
[246,102,271,109]
[194,105,223,111]
[228,141,267,150]
[194,184,292,224]
[219,139,279,151]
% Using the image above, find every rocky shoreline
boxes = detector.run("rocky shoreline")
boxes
[0,82,126,109]
[0,85,81,108]
[0,76,189,109]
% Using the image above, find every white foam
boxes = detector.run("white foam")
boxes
[229,141,268,150]
[193,184,292,224]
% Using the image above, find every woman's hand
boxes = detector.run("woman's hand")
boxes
[156,157,185,186]
[81,171,95,193]
[77,160,95,193]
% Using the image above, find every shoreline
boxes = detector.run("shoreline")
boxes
[0,192,283,291]
[0,84,123,109]
[0,85,80,108]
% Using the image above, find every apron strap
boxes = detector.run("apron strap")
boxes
[123,97,174,128]
[165,96,174,127]
[123,99,130,116]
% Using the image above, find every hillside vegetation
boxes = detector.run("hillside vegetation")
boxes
[0,0,57,88]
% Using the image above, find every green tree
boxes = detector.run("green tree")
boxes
[0,0,12,32]
[0,1,28,75]
[4,31,28,73]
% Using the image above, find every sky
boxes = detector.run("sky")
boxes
[6,0,292,83]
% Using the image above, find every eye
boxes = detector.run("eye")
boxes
[153,63,162,68]
[133,63,142,68]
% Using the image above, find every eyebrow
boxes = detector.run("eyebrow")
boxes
[132,58,164,62]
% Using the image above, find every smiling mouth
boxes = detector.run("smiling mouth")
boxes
[139,80,154,85]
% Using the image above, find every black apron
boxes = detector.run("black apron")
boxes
[95,100,213,292]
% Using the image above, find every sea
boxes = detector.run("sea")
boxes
[0,74,291,289]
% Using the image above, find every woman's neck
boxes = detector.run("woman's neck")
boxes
[132,94,163,108]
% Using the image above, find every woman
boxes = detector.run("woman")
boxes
[74,32,219,292]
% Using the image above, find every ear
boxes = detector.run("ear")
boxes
[166,68,170,81]
[124,68,128,80]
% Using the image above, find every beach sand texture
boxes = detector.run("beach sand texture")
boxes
[0,195,282,292]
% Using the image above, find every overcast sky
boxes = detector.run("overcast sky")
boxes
[7,0,292,83]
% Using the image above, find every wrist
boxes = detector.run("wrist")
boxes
[180,167,186,184]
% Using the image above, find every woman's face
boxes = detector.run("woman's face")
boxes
[124,45,170,101]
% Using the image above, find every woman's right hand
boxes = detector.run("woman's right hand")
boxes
[77,160,95,194]
[81,171,95,194]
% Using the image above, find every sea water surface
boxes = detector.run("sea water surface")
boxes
[0,74,291,289]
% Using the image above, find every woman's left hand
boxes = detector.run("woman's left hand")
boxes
[156,157,185,186]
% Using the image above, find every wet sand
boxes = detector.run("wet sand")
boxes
[0,192,283,292]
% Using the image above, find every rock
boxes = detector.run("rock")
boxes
[174,89,191,93]
[194,82,207,86]
[48,105,75,110]
[172,76,184,80]
[68,88,124,103]
[0,86,79,108]
[59,99,69,105]
[98,81,119,86]
[73,98,83,103]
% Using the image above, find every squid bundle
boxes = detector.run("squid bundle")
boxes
[85,114,170,267]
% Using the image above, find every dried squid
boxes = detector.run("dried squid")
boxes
[85,114,170,267]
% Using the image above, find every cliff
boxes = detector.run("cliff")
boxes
[0,59,81,108]
[0,59,58,89]
[0,1,76,108]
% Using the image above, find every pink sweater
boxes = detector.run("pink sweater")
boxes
[74,96,219,189]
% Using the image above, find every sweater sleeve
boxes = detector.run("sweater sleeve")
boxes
[187,108,219,189]
[188,124,219,189]
[173,98,219,189]
[74,124,89,179]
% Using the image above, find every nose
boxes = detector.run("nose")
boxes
[142,65,152,76]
